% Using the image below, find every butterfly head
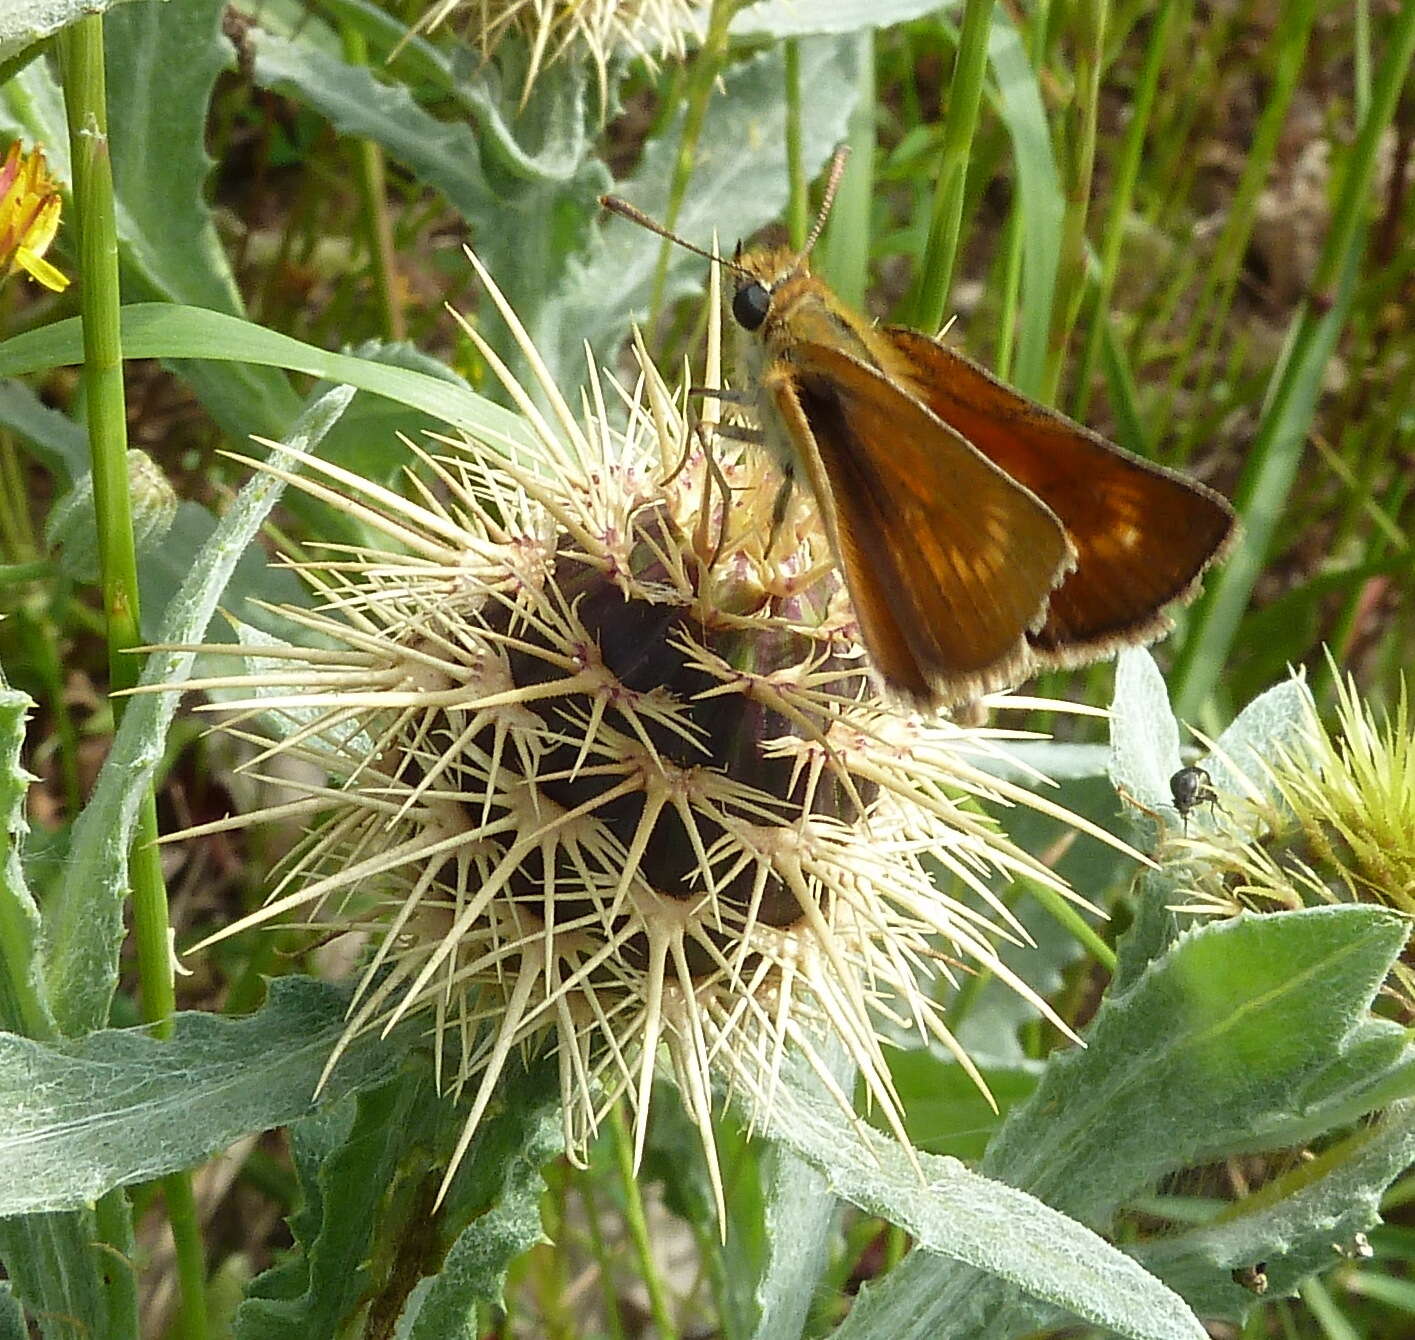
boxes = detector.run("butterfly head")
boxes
[730,244,813,334]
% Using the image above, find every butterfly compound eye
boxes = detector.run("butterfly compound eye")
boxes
[732,281,771,332]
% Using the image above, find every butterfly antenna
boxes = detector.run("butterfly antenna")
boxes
[797,144,851,266]
[599,196,751,279]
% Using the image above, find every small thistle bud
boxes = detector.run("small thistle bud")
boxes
[169,255,1116,1214]
[1179,669,1415,1001]
[47,450,178,583]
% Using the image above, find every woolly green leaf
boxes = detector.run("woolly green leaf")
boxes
[236,1061,560,1338]
[234,1082,416,1338]
[0,0,156,63]
[0,13,303,441]
[0,1211,109,1340]
[0,1283,23,1340]
[1132,1101,1415,1322]
[0,976,407,1214]
[0,687,53,1040]
[857,905,1412,1336]
[1109,646,1183,815]
[103,0,303,438]
[720,1048,853,1340]
[1201,674,1317,813]
[45,450,176,584]
[764,1057,1205,1340]
[991,907,1410,1215]
[42,386,354,1035]
[402,1078,561,1338]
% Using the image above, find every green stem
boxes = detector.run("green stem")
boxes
[1030,880,1116,971]
[610,1104,679,1339]
[59,17,206,1338]
[579,1179,628,1340]
[163,1172,209,1337]
[783,39,807,251]
[1071,0,1176,421]
[341,22,406,343]
[647,0,746,321]
[910,0,995,331]
[94,1190,140,1340]
[1042,0,1108,403]
[61,24,139,685]
[992,191,1024,379]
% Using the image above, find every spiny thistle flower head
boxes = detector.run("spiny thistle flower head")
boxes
[1176,669,1415,997]
[172,250,1119,1213]
[412,0,705,106]
[0,141,68,293]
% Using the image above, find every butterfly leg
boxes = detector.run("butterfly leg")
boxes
[767,468,794,558]
[662,388,756,488]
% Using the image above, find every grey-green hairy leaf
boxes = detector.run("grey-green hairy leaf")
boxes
[0,379,88,482]
[0,690,104,1340]
[719,1044,853,1339]
[749,1144,838,1340]
[236,1061,561,1338]
[41,386,354,1035]
[1109,646,1183,813]
[1,12,303,441]
[763,1055,1205,1340]
[1131,1101,1415,1320]
[105,0,302,439]
[989,906,1409,1217]
[0,0,157,63]
[0,1283,23,1340]
[105,0,242,314]
[250,26,497,230]
[232,1095,363,1338]
[0,688,54,1039]
[882,905,1412,1335]
[402,1086,562,1338]
[0,1211,109,1340]
[0,976,407,1214]
[1201,673,1316,817]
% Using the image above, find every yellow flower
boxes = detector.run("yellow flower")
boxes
[0,141,69,293]
[166,251,1123,1216]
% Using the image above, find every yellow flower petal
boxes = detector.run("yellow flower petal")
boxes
[15,246,71,293]
[0,141,68,292]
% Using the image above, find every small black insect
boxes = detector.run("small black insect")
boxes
[1170,765,1221,832]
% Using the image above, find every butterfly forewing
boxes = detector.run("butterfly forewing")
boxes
[885,328,1238,662]
[768,341,1074,705]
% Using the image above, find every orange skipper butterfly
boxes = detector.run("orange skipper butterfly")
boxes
[602,155,1236,710]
